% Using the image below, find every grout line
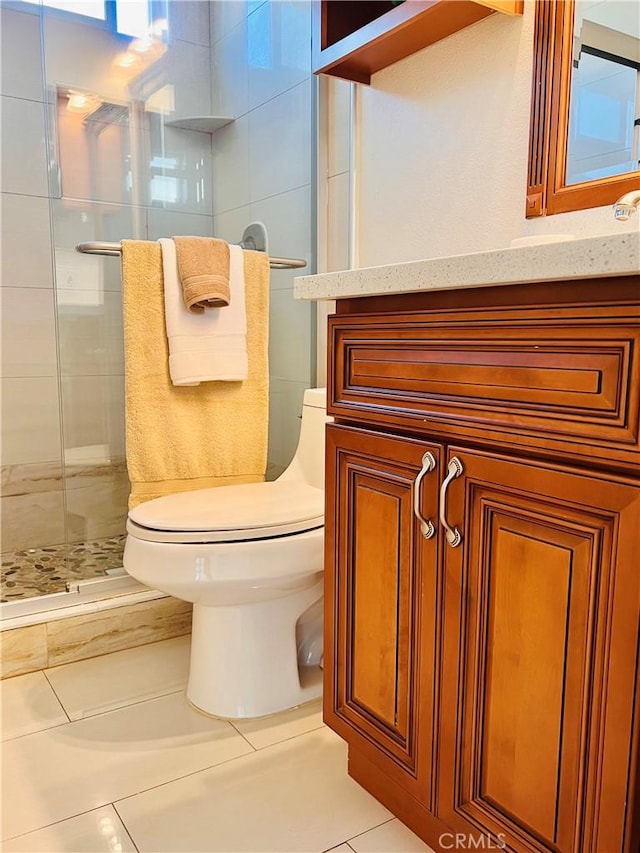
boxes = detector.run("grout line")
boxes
[228,721,258,752]
[327,168,351,180]
[235,720,326,752]
[345,817,396,846]
[110,725,327,810]
[228,718,327,755]
[3,729,257,840]
[249,180,313,208]
[42,670,72,723]
[3,705,326,835]
[0,284,57,293]
[0,693,182,743]
[41,685,190,724]
[0,92,47,107]
[231,74,312,124]
[2,724,355,848]
[21,371,127,378]
[110,741,259,807]
[1,717,71,744]
[3,190,215,217]
[321,840,358,853]
[1,803,136,847]
[0,189,50,201]
[1,683,190,741]
[214,180,313,220]
[112,802,141,853]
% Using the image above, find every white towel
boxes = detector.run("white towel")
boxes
[159,238,248,386]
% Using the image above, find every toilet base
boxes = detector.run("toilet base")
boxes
[186,577,323,719]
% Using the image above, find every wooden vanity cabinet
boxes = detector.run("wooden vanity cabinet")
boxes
[439,448,640,853]
[324,425,442,812]
[324,279,640,853]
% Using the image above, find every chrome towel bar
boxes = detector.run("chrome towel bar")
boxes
[75,241,307,270]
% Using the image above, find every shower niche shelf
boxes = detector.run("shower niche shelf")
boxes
[163,115,234,133]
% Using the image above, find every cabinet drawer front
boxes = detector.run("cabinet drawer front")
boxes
[329,308,640,467]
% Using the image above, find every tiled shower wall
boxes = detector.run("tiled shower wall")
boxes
[1,0,317,556]
[1,2,68,553]
[0,0,216,553]
[209,0,315,479]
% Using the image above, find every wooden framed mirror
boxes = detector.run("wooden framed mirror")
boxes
[527,0,640,217]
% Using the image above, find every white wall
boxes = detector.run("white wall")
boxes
[354,3,638,268]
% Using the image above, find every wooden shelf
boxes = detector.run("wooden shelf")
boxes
[313,0,523,84]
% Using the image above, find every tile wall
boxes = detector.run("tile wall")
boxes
[1,3,64,552]
[209,0,316,479]
[316,75,352,385]
[1,0,320,563]
[48,0,216,545]
[0,2,213,551]
[0,1,216,556]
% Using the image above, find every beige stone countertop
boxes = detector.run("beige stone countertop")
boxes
[294,232,640,301]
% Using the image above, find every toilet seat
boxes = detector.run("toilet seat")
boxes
[127,480,324,544]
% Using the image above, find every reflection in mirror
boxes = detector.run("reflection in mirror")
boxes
[567,1,640,186]
[527,0,640,217]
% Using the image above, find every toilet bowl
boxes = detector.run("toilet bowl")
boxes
[123,388,330,719]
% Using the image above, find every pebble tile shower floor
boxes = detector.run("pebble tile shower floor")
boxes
[0,535,127,601]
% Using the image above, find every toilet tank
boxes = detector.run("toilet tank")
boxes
[278,388,330,490]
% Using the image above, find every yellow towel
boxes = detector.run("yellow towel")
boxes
[174,236,230,312]
[121,240,269,509]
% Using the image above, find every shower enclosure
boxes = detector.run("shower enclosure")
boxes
[1,0,316,612]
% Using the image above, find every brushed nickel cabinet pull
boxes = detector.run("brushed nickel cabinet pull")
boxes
[440,456,463,547]
[414,451,437,539]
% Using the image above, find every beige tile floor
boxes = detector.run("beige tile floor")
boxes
[0,636,434,853]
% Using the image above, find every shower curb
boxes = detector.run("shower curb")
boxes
[0,594,192,679]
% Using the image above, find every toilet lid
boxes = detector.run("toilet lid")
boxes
[127,480,324,543]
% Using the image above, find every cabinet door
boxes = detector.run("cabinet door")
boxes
[439,448,640,853]
[324,423,441,809]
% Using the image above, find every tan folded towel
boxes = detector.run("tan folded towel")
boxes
[174,236,230,312]
[121,240,269,508]
[160,239,248,385]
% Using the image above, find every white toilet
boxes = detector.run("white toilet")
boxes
[123,388,329,719]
